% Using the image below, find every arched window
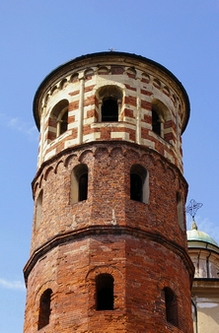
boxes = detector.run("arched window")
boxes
[176,192,185,231]
[96,274,114,310]
[163,287,178,327]
[97,86,122,122]
[35,190,43,230]
[130,164,149,203]
[59,110,68,135]
[102,97,118,122]
[70,164,88,204]
[151,99,171,142]
[152,108,161,135]
[78,172,88,202]
[38,289,52,330]
[48,99,69,141]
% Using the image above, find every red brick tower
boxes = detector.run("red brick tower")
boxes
[23,52,194,333]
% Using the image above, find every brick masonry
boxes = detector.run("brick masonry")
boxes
[23,52,194,333]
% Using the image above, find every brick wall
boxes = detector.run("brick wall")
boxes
[23,53,193,333]
[24,141,193,333]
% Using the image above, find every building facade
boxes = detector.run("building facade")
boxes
[188,222,219,332]
[23,52,194,332]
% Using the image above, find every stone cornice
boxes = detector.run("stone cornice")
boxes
[192,279,219,297]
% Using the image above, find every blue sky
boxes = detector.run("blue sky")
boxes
[0,1,219,332]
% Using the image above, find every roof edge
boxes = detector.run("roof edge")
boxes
[33,51,190,131]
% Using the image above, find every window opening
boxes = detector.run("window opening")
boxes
[97,85,122,122]
[101,97,118,122]
[35,191,43,230]
[49,99,69,140]
[60,111,68,135]
[151,99,172,142]
[152,108,161,135]
[130,164,148,203]
[38,289,52,330]
[164,287,178,327]
[78,173,88,201]
[71,164,88,204]
[96,274,114,310]
[130,173,143,202]
[176,192,184,231]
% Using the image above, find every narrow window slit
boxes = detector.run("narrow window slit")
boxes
[38,289,52,330]
[96,274,114,310]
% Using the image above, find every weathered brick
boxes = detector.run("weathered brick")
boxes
[24,52,193,333]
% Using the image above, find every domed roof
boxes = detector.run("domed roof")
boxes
[187,221,218,247]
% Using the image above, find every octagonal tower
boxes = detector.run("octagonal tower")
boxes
[23,52,194,333]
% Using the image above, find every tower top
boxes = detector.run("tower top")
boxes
[33,51,190,172]
[33,51,190,131]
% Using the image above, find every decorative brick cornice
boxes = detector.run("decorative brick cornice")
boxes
[23,224,194,284]
[31,140,188,191]
[33,51,190,132]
